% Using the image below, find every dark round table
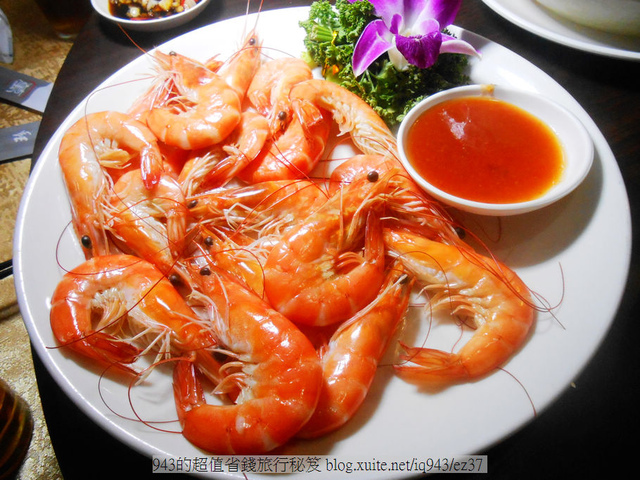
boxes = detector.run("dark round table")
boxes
[31,1,640,478]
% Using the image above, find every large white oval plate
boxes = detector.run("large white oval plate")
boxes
[13,6,631,479]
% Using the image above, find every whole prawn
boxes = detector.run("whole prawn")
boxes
[290,79,398,159]
[127,51,212,123]
[172,261,322,454]
[145,31,261,150]
[263,167,392,326]
[297,262,414,438]
[383,222,535,386]
[108,169,190,279]
[58,111,164,258]
[49,254,223,383]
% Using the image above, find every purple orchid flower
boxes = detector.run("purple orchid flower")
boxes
[351,0,479,76]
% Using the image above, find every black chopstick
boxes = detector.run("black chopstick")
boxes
[0,259,12,279]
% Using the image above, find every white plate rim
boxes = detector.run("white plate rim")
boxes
[13,6,632,479]
[483,0,640,61]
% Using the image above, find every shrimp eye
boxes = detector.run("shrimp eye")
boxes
[81,235,92,249]
[187,199,198,209]
[169,274,181,286]
[277,111,287,121]
[367,170,379,182]
[204,236,214,247]
[199,267,211,276]
[249,37,256,46]
[169,51,177,56]
[454,226,466,239]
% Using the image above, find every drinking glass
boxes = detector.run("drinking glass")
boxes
[33,0,92,40]
[0,377,33,479]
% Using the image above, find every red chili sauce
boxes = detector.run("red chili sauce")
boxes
[405,95,564,204]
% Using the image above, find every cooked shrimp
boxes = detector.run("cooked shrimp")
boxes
[238,109,332,183]
[247,57,313,134]
[178,110,270,193]
[58,111,164,257]
[263,169,392,326]
[129,50,227,124]
[290,79,398,158]
[187,180,328,296]
[145,73,242,150]
[383,224,535,386]
[145,31,261,150]
[172,263,322,454]
[108,169,189,278]
[297,262,414,438]
[49,254,222,382]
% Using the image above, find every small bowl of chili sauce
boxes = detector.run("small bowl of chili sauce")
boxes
[397,84,594,216]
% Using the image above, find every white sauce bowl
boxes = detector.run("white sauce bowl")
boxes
[397,84,594,216]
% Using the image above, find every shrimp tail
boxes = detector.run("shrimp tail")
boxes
[140,144,163,190]
[50,310,140,376]
[173,359,205,425]
[84,335,141,375]
[395,343,470,385]
[292,97,327,128]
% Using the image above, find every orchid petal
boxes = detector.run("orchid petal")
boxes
[352,19,395,76]
[405,0,435,28]
[440,34,481,58]
[369,0,410,24]
[411,17,440,37]
[395,31,442,69]
[421,0,462,27]
[370,0,462,30]
[388,13,404,35]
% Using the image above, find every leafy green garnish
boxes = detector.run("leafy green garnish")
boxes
[300,0,470,126]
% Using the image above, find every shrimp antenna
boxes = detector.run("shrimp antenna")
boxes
[118,24,148,56]
[498,367,537,417]
[250,0,266,32]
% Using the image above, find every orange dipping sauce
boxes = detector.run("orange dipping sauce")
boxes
[405,95,565,204]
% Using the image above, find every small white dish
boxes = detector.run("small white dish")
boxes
[91,0,211,32]
[397,84,594,216]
